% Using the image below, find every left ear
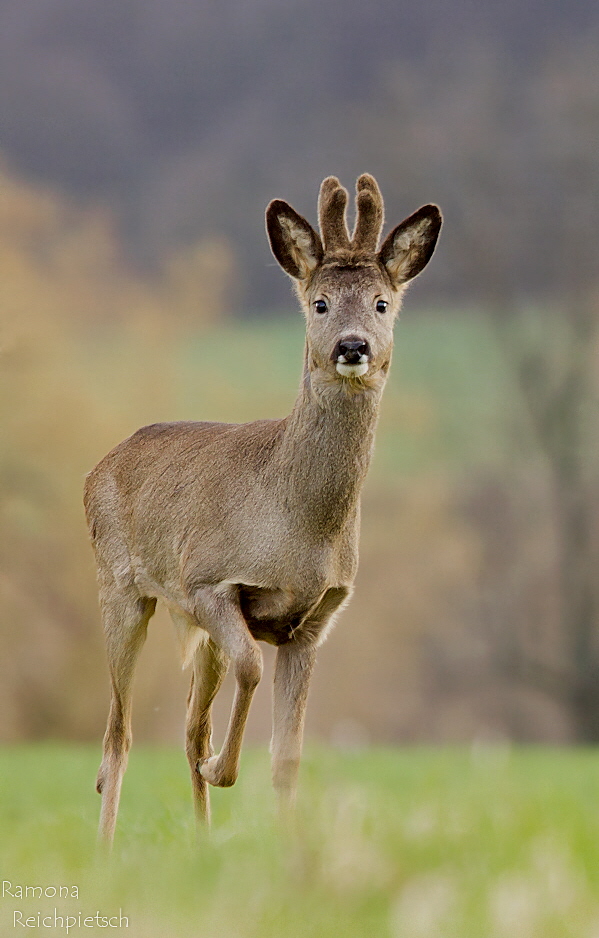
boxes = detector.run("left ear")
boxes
[378,204,442,285]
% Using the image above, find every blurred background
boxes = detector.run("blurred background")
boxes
[0,0,598,749]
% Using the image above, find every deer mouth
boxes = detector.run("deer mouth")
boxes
[335,357,369,377]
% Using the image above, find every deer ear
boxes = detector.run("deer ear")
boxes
[379,205,442,285]
[266,200,323,280]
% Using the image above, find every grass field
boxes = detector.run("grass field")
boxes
[2,745,599,937]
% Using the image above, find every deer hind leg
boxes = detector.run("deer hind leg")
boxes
[96,590,156,846]
[184,637,229,824]
[189,586,263,789]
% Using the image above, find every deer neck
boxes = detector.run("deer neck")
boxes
[275,347,384,539]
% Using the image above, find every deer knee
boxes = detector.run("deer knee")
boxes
[185,716,212,762]
[236,646,263,691]
[96,737,130,795]
[104,713,132,755]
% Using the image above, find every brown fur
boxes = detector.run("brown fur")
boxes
[318,176,350,252]
[351,173,385,252]
[85,175,442,844]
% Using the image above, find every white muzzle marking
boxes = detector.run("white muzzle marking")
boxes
[336,355,369,378]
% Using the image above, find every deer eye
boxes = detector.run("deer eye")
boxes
[376,299,388,313]
[314,299,328,314]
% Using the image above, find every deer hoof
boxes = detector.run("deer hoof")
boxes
[198,755,237,788]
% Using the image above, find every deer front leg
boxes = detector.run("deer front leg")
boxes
[271,585,351,812]
[190,586,263,789]
[185,637,229,823]
[271,640,317,812]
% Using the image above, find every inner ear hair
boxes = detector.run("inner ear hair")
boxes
[266,200,323,280]
[379,204,442,284]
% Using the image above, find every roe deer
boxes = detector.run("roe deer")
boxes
[84,174,441,844]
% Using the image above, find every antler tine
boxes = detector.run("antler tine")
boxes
[318,176,351,252]
[351,174,384,253]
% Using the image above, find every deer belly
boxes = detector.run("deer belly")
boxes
[238,585,308,646]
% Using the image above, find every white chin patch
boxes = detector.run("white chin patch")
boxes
[336,361,369,378]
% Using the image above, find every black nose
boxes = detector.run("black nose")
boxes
[334,338,371,364]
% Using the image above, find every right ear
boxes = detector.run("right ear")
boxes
[378,204,442,286]
[266,200,323,280]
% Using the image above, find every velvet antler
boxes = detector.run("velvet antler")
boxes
[351,174,384,253]
[318,176,351,253]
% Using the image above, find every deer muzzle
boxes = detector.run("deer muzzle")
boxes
[333,337,371,377]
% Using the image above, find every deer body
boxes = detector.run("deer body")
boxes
[85,175,441,843]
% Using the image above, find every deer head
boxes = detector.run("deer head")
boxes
[266,174,442,390]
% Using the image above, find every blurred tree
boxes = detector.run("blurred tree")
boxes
[0,0,596,310]
[359,38,599,739]
[312,478,482,742]
[0,162,232,739]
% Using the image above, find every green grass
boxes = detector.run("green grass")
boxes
[3,745,599,937]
